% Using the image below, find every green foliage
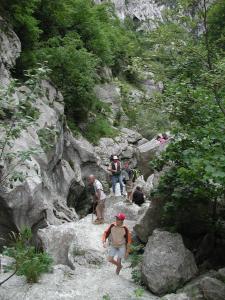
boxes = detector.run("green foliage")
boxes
[134,287,145,298]
[3,227,53,283]
[67,119,81,137]
[119,80,171,139]
[1,0,139,124]
[37,126,59,152]
[147,0,225,235]
[35,33,98,122]
[208,0,225,50]
[0,0,41,48]
[129,243,144,268]
[84,116,118,144]
[131,269,143,286]
[102,294,111,300]
[129,243,145,287]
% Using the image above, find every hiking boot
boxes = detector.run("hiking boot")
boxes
[93,219,102,225]
[99,218,104,224]
[116,264,123,275]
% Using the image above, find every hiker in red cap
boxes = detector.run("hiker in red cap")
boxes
[102,213,131,274]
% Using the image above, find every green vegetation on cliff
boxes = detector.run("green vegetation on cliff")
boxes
[0,0,139,124]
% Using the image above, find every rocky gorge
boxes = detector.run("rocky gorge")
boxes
[1,1,225,300]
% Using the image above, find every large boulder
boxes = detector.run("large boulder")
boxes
[137,138,167,178]
[179,271,225,300]
[218,268,225,281]
[37,223,78,266]
[161,294,190,300]
[134,197,165,243]
[142,230,198,296]
[104,196,149,225]
[95,127,142,167]
[68,242,104,269]
[200,277,225,300]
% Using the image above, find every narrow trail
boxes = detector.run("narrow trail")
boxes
[0,197,158,300]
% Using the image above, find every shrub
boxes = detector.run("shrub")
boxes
[84,116,118,144]
[3,227,53,283]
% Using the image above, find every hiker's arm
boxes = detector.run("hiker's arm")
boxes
[102,227,109,248]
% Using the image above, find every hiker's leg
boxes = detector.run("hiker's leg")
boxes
[116,245,126,274]
[95,203,101,220]
[108,247,119,266]
[128,191,132,201]
[112,176,116,194]
[98,201,105,221]
[108,256,118,266]
[119,174,123,194]
[116,257,122,267]
[116,257,123,275]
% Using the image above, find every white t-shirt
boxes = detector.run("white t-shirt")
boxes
[94,179,106,201]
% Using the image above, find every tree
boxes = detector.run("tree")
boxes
[146,0,225,239]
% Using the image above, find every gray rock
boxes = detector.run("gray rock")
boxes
[179,270,221,300]
[134,197,165,243]
[161,293,190,300]
[104,196,148,224]
[0,17,21,85]
[218,268,225,281]
[142,230,198,295]
[120,128,142,144]
[95,128,142,167]
[138,138,149,146]
[94,0,164,30]
[94,83,125,121]
[137,138,167,178]
[68,242,103,269]
[200,277,225,300]
[0,263,159,300]
[37,223,78,266]
[134,174,154,196]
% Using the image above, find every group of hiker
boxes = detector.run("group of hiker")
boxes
[88,155,145,224]
[87,156,145,274]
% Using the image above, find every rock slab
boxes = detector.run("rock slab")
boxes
[142,230,198,296]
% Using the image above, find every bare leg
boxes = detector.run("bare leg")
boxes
[108,256,119,266]
[116,257,122,275]
[96,203,101,220]
[127,191,132,202]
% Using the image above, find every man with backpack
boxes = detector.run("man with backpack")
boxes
[102,213,131,275]
[88,175,106,224]
[108,155,124,196]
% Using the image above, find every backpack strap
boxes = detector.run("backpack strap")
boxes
[123,225,132,245]
[102,223,115,242]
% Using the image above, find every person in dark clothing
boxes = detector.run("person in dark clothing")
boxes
[132,186,145,206]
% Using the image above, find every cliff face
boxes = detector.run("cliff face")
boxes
[0,17,21,85]
[94,0,164,29]
[0,18,145,246]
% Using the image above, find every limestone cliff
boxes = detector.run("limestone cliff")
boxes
[0,18,146,247]
[94,0,164,29]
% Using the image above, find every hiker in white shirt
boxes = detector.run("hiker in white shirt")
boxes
[88,175,106,224]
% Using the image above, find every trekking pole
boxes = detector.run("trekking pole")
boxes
[92,200,95,223]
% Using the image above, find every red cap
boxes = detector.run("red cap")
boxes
[116,213,126,221]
